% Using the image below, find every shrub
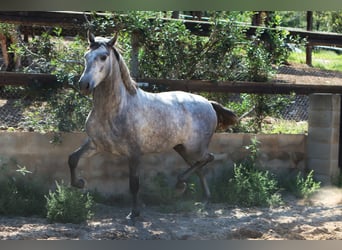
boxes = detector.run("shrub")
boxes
[280,170,321,199]
[0,162,47,216]
[294,170,321,199]
[45,181,94,224]
[210,137,283,207]
[231,164,283,207]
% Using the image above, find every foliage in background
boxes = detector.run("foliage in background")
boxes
[278,11,342,33]
[9,30,91,132]
[45,181,94,224]
[46,89,91,132]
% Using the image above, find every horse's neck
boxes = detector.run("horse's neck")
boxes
[92,73,128,118]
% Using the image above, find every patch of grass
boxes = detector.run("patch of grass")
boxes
[262,119,308,134]
[288,50,342,72]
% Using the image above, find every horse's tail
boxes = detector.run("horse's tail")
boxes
[210,101,238,131]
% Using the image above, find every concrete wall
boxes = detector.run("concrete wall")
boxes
[0,132,306,197]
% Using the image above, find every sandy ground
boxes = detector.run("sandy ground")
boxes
[1,187,342,240]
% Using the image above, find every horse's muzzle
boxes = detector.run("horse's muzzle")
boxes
[79,79,91,95]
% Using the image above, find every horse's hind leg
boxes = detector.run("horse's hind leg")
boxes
[196,168,211,200]
[68,138,96,188]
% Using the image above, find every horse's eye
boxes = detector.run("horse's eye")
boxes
[100,55,107,61]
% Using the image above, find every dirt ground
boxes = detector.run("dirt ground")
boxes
[1,187,342,240]
[275,63,342,85]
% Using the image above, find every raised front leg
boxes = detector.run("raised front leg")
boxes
[126,156,141,220]
[68,138,97,188]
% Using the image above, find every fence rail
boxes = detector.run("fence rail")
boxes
[0,72,58,86]
[1,11,342,47]
[1,72,342,95]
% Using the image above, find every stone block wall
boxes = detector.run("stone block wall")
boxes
[0,132,306,197]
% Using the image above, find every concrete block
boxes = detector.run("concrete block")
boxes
[307,127,334,144]
[314,173,332,185]
[307,142,331,160]
[307,158,332,176]
[309,94,340,111]
[308,110,332,128]
[277,134,304,146]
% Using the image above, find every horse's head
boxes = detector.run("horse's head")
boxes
[79,31,137,96]
[78,31,118,95]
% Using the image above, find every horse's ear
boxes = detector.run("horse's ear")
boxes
[107,32,118,47]
[87,30,95,45]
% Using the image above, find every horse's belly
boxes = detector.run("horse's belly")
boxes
[138,130,179,154]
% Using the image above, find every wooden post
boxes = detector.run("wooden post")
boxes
[306,11,313,66]
[252,11,263,26]
[171,11,179,19]
[130,31,140,79]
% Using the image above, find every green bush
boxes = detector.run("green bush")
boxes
[0,163,47,216]
[294,170,321,199]
[232,164,283,207]
[45,181,94,224]
[211,138,283,207]
[211,164,283,207]
[279,170,321,200]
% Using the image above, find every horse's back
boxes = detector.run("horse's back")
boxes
[146,90,217,128]
[133,90,217,154]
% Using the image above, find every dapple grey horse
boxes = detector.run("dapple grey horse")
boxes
[69,32,238,219]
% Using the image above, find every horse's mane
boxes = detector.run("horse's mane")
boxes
[113,47,137,95]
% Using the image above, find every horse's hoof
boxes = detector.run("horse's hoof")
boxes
[126,210,140,220]
[72,178,85,189]
[175,181,187,195]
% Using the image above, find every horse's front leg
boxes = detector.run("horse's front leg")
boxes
[68,138,97,188]
[126,156,141,220]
